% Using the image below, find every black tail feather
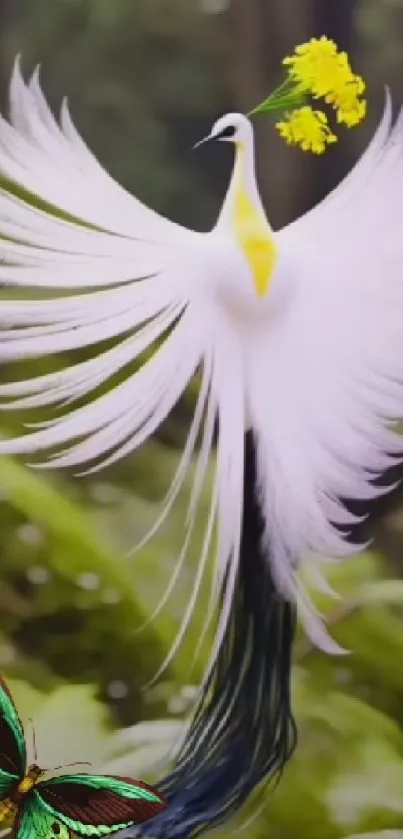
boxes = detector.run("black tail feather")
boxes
[130,431,297,838]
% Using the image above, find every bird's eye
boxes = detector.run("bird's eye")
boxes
[218,126,235,139]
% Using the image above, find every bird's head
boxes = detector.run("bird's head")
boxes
[194,113,253,149]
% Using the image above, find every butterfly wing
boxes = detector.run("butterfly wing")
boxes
[13,797,69,839]
[0,676,25,796]
[35,774,167,837]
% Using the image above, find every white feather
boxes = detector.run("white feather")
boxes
[3,60,198,246]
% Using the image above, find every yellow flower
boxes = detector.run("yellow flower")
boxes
[337,97,367,128]
[284,36,341,97]
[326,75,367,126]
[248,35,367,153]
[276,106,337,154]
[283,37,366,128]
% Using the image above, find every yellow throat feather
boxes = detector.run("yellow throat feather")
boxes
[231,143,277,297]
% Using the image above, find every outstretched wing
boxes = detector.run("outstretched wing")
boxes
[244,94,403,631]
[13,799,69,839]
[35,774,166,836]
[0,58,198,248]
[0,60,207,470]
[0,62,241,687]
[281,91,394,241]
[0,676,25,794]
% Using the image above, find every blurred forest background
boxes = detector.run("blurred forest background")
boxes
[0,1,403,839]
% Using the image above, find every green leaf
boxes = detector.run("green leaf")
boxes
[0,456,168,720]
[346,833,403,839]
[8,680,114,769]
[0,456,140,589]
[354,580,403,608]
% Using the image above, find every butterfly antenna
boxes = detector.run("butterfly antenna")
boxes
[28,718,38,762]
[48,762,92,771]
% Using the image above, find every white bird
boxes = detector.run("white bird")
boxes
[0,60,401,837]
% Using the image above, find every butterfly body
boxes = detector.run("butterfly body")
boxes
[0,765,42,824]
[13,764,43,797]
[0,676,167,839]
[0,797,18,824]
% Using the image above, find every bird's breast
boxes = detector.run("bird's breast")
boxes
[232,184,277,298]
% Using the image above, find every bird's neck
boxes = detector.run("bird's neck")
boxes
[217,142,278,298]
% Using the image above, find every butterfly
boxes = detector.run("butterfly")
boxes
[0,675,167,839]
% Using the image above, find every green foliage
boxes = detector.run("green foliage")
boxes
[0,454,170,725]
[2,677,186,788]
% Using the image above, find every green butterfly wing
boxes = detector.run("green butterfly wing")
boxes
[14,797,69,839]
[35,774,167,837]
[0,676,25,796]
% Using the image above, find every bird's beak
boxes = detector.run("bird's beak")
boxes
[193,133,213,150]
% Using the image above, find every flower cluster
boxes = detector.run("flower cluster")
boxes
[249,36,367,154]
[276,107,337,155]
[284,37,367,128]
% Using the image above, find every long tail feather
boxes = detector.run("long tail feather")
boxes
[126,431,297,838]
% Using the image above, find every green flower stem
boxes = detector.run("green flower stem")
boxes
[248,77,308,116]
[249,92,306,116]
[248,71,312,116]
